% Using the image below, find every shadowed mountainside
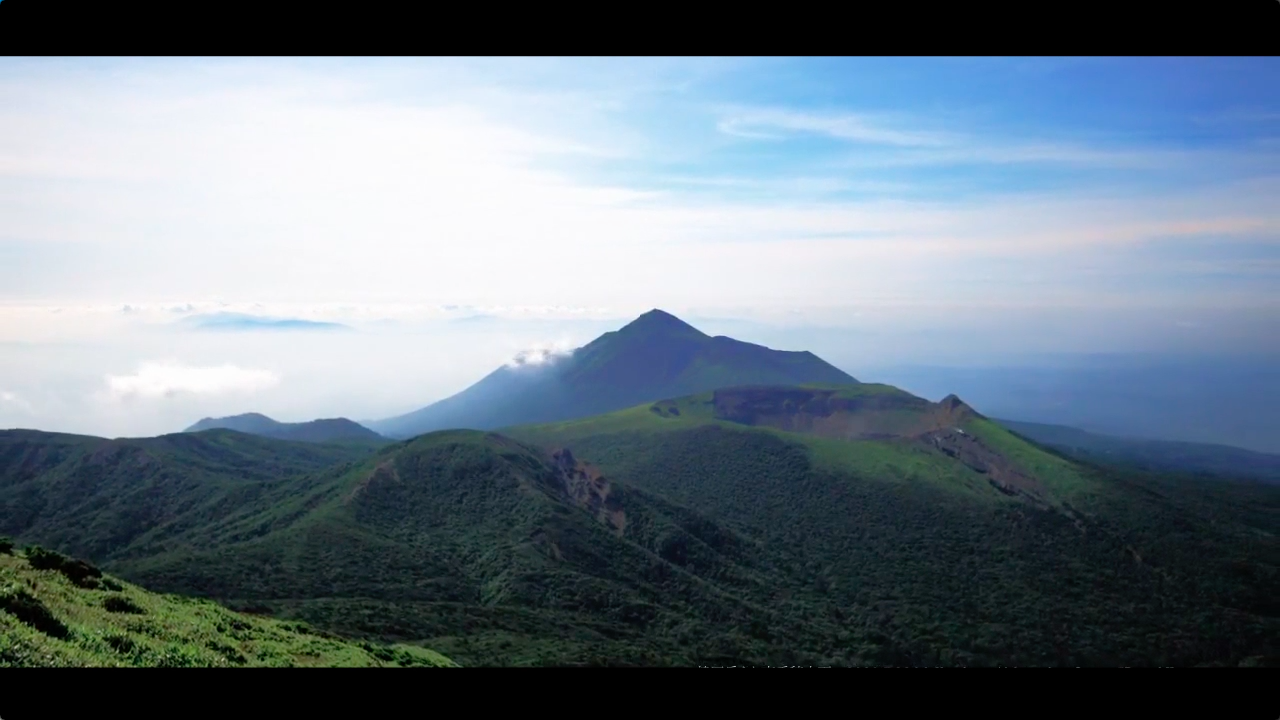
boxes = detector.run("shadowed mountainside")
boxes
[185,414,386,445]
[0,428,380,562]
[368,309,857,439]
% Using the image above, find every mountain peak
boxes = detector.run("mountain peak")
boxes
[370,308,857,438]
[185,413,281,434]
[619,309,705,337]
[939,394,983,419]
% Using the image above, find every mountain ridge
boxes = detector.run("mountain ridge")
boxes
[185,414,385,445]
[994,417,1280,483]
[4,386,1278,666]
[369,309,858,439]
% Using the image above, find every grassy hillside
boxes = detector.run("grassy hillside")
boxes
[370,309,856,438]
[0,428,379,562]
[511,383,1097,506]
[104,430,823,666]
[4,428,819,665]
[0,542,454,667]
[504,385,1280,666]
[5,393,1277,667]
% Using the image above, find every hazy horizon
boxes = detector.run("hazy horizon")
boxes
[2,58,1278,440]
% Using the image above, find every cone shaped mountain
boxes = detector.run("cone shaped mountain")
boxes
[369,309,858,439]
[185,413,385,444]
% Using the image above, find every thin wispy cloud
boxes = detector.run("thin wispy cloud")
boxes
[657,174,914,197]
[715,107,1204,171]
[717,108,952,146]
[855,143,1179,170]
[3,60,1275,310]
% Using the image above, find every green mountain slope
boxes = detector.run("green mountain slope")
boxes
[503,384,1280,666]
[369,309,856,439]
[6,426,827,665]
[509,384,1096,508]
[0,428,380,562]
[185,413,386,445]
[0,542,454,667]
[994,418,1280,483]
[5,390,1278,666]
[104,431,822,666]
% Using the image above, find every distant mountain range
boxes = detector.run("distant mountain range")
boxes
[178,311,1280,484]
[368,309,857,439]
[995,418,1280,483]
[178,312,350,332]
[184,413,384,444]
[866,359,1280,454]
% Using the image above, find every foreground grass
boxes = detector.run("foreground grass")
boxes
[0,544,456,667]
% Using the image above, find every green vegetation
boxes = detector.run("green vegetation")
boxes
[0,428,379,562]
[501,389,1280,666]
[960,416,1099,500]
[0,546,456,667]
[513,384,1100,506]
[4,378,1277,667]
[102,431,810,666]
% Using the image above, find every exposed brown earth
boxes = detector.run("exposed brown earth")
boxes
[922,428,1049,503]
[711,387,978,439]
[345,460,400,505]
[342,439,627,535]
[550,448,627,536]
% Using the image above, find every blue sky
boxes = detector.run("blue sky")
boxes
[0,57,1277,436]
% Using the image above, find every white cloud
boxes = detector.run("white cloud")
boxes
[714,107,1275,172]
[0,390,33,413]
[101,362,280,401]
[717,108,952,147]
[1,61,1277,315]
[504,339,578,369]
[0,59,1277,438]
